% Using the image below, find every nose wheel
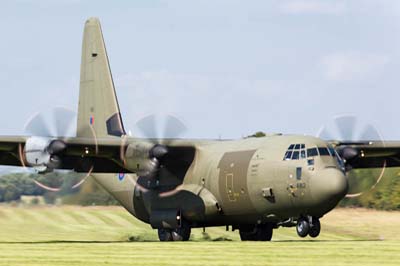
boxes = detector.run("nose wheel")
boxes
[309,218,321,238]
[296,216,321,238]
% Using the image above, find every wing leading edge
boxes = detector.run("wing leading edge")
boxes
[331,141,400,169]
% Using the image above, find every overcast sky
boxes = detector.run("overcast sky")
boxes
[1,0,400,140]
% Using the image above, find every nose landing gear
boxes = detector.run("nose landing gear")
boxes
[296,216,321,238]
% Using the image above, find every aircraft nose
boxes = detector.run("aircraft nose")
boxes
[311,168,348,203]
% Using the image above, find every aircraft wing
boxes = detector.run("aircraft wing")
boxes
[0,136,130,173]
[0,136,26,167]
[331,141,400,169]
[0,136,205,174]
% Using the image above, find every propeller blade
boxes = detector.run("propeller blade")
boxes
[163,115,187,140]
[53,107,76,137]
[359,124,381,141]
[317,114,386,198]
[135,114,158,140]
[22,107,92,193]
[334,116,357,141]
[317,127,334,141]
[25,112,53,137]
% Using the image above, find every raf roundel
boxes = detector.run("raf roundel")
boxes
[118,173,125,181]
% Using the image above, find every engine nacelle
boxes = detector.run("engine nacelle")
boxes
[123,142,166,176]
[24,137,52,172]
[24,137,66,173]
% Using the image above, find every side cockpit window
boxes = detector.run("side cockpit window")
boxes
[283,144,306,160]
[307,148,318,157]
[318,147,330,156]
[307,146,333,157]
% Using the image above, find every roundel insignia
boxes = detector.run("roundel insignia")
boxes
[118,173,125,181]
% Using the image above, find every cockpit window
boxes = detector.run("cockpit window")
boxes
[307,148,318,157]
[318,147,330,156]
[284,151,293,160]
[283,144,306,160]
[328,147,336,157]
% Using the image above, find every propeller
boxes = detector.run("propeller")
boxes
[20,107,94,192]
[317,114,386,198]
[121,114,188,195]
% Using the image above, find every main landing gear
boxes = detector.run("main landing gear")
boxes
[239,223,274,241]
[296,216,321,238]
[157,222,192,241]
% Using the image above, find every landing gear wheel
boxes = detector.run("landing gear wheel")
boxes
[239,224,273,241]
[171,226,191,241]
[309,218,321,238]
[158,228,173,241]
[296,218,310,238]
[239,226,256,241]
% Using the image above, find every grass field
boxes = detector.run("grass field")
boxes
[0,205,400,265]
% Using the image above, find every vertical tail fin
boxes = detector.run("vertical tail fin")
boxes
[77,17,125,138]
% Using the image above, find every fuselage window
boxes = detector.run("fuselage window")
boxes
[307,148,318,157]
[318,147,330,156]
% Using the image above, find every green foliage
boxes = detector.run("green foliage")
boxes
[0,173,44,202]
[340,167,400,210]
[247,131,266,138]
[0,172,117,206]
[62,177,119,206]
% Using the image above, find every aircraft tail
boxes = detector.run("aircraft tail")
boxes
[76,17,125,138]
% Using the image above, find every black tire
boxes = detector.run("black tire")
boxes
[239,224,273,241]
[158,228,173,241]
[309,218,321,238]
[171,224,191,241]
[296,218,310,238]
[239,230,257,241]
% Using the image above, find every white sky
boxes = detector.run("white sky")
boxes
[1,0,400,140]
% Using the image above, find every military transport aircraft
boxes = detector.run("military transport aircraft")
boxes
[0,18,397,241]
